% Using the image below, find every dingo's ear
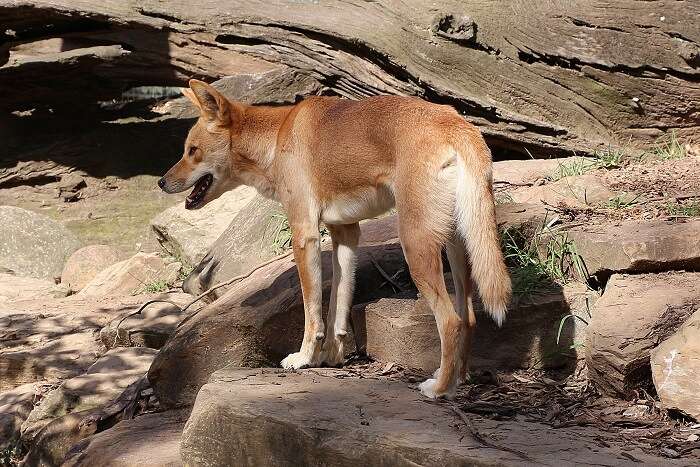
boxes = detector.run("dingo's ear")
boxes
[181,87,201,110]
[188,79,231,125]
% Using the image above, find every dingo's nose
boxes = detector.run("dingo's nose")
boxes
[158,177,166,190]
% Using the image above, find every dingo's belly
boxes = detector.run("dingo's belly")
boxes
[320,185,395,225]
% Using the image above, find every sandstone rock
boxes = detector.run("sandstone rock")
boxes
[568,219,700,277]
[100,297,195,350]
[509,174,615,208]
[149,219,408,408]
[493,157,594,186]
[495,202,549,232]
[0,273,68,302]
[180,367,674,466]
[63,410,188,467]
[586,272,700,397]
[78,252,181,297]
[0,382,42,451]
[0,206,81,280]
[0,293,184,392]
[151,186,258,267]
[182,194,283,296]
[61,245,122,292]
[358,282,596,372]
[651,308,700,420]
[21,347,157,445]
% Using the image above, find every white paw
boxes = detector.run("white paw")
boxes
[419,378,439,399]
[418,378,456,400]
[281,351,318,370]
[321,340,345,367]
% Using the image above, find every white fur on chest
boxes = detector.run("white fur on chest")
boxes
[320,185,395,225]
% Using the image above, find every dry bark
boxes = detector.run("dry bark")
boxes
[1,0,699,156]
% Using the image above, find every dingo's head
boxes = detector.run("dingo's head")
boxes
[158,79,243,209]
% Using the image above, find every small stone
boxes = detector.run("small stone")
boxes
[687,434,699,442]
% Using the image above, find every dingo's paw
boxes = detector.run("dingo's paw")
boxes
[418,378,456,400]
[320,339,344,367]
[281,351,318,370]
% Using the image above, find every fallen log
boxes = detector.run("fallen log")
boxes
[1,0,698,156]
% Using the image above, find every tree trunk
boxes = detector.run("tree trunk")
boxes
[1,0,698,157]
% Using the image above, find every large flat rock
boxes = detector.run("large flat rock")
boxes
[358,282,597,372]
[181,367,680,466]
[569,219,700,277]
[0,382,42,451]
[651,308,700,420]
[586,272,700,397]
[64,410,188,467]
[493,157,594,187]
[0,206,81,281]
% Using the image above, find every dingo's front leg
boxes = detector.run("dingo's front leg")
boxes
[281,223,324,369]
[321,223,360,367]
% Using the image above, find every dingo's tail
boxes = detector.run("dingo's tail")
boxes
[453,133,511,326]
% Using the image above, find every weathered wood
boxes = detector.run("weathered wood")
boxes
[1,0,698,156]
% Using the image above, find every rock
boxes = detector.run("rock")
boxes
[509,174,615,208]
[568,219,700,277]
[61,245,122,292]
[57,174,87,203]
[180,367,676,466]
[0,292,184,392]
[0,273,69,302]
[63,410,188,467]
[182,194,283,296]
[78,252,181,297]
[493,157,594,186]
[151,186,258,267]
[0,382,42,451]
[495,202,549,233]
[586,272,700,397]
[100,297,194,350]
[0,206,81,280]
[651,308,700,420]
[21,347,157,446]
[149,219,408,408]
[358,282,597,372]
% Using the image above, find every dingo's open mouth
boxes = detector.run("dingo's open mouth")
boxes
[185,173,213,209]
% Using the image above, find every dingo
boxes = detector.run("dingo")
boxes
[159,80,511,399]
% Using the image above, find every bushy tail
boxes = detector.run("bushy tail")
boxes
[454,136,511,326]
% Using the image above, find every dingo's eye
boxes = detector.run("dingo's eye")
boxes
[188,146,197,157]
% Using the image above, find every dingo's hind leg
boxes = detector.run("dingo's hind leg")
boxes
[446,234,476,384]
[397,210,463,399]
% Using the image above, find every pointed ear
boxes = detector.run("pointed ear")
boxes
[181,87,201,110]
[188,79,231,125]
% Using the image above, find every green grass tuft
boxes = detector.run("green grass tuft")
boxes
[602,193,640,210]
[141,279,169,294]
[665,201,700,217]
[649,130,686,161]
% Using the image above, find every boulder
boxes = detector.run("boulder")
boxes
[568,219,700,277]
[0,292,184,391]
[61,245,122,292]
[149,219,408,408]
[0,273,69,302]
[151,186,258,267]
[21,347,157,445]
[509,174,615,208]
[78,252,181,297]
[0,206,81,281]
[180,367,675,466]
[100,296,196,350]
[493,157,594,187]
[63,410,188,467]
[182,194,283,296]
[0,382,42,451]
[586,272,700,397]
[651,308,700,420]
[358,282,596,372]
